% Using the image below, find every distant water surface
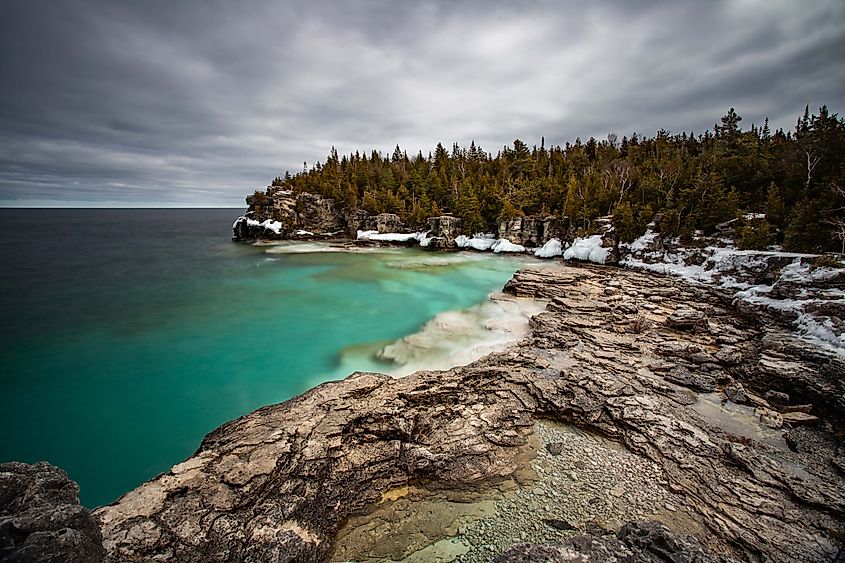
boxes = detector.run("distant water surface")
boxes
[0,208,537,506]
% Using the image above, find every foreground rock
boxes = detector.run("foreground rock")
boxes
[0,462,105,563]
[92,264,844,562]
[493,520,723,562]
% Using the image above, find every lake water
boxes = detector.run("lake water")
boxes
[0,209,543,506]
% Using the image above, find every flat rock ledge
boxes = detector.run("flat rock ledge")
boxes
[10,264,845,562]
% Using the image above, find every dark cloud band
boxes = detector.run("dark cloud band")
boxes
[1,0,844,206]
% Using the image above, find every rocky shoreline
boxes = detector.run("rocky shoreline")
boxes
[233,188,845,359]
[4,262,843,562]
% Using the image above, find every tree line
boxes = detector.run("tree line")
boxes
[263,106,845,252]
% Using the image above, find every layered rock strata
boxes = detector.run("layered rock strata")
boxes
[425,215,463,249]
[91,264,844,562]
[497,217,574,248]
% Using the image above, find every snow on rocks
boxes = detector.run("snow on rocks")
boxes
[260,219,282,234]
[534,238,563,258]
[628,228,658,253]
[356,230,425,243]
[620,227,845,355]
[232,216,284,239]
[491,239,526,253]
[563,235,609,264]
[456,234,498,251]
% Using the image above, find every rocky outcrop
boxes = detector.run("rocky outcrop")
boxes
[425,215,463,249]
[497,216,574,248]
[92,265,844,562]
[0,461,105,563]
[292,192,347,235]
[233,189,349,240]
[233,189,422,242]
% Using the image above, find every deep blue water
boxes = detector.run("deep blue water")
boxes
[0,209,527,507]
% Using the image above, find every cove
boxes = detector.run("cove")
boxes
[0,208,542,507]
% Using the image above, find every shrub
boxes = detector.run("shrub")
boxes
[812,255,844,269]
[736,220,772,250]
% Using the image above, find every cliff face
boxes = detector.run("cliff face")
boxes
[233,189,350,240]
[497,216,575,248]
[232,188,584,250]
[89,264,844,562]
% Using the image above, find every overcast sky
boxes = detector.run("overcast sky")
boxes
[1,1,844,207]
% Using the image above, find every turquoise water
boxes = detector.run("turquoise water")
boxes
[0,209,533,507]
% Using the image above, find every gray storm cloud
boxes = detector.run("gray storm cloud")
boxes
[1,0,844,206]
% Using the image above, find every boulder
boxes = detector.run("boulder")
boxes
[375,213,403,234]
[665,308,707,331]
[756,407,784,429]
[496,216,574,248]
[724,382,750,405]
[782,412,820,425]
[426,215,462,249]
[764,390,791,405]
[0,462,105,563]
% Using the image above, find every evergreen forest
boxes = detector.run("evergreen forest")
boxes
[264,106,845,252]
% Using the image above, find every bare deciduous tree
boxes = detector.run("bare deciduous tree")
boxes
[825,182,845,255]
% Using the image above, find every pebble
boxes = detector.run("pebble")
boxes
[451,422,678,563]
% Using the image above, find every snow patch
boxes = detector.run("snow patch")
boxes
[563,235,608,264]
[260,219,282,234]
[534,238,563,258]
[356,230,423,242]
[796,313,845,351]
[491,239,526,253]
[629,228,658,252]
[779,260,841,283]
[456,234,497,251]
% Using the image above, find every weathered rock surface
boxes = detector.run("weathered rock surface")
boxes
[233,189,349,240]
[497,217,573,248]
[425,215,463,249]
[91,264,844,562]
[666,307,708,331]
[493,520,724,562]
[235,188,420,241]
[0,461,105,563]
